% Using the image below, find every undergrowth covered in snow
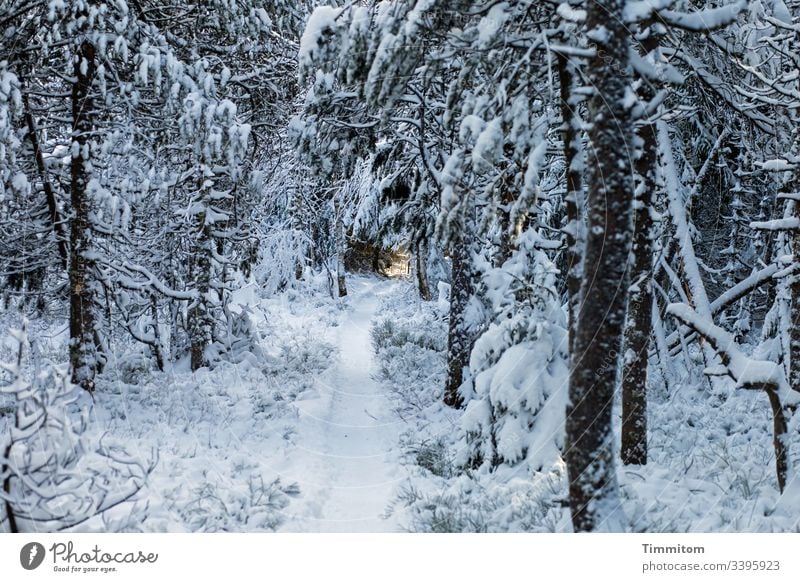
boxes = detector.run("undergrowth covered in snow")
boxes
[374,278,800,533]
[2,276,342,532]
[4,274,800,532]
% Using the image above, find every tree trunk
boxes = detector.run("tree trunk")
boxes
[21,83,69,270]
[557,52,583,358]
[371,244,382,275]
[69,35,98,392]
[493,171,516,268]
[2,438,18,533]
[190,220,212,372]
[335,202,347,297]
[290,186,306,280]
[150,294,165,372]
[620,118,657,466]
[565,0,633,532]
[444,222,476,408]
[790,173,800,392]
[416,239,432,300]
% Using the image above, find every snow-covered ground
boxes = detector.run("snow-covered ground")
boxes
[3,273,799,533]
[274,277,407,531]
[75,274,413,532]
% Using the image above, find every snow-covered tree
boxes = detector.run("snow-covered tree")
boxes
[1,323,154,532]
[564,0,633,533]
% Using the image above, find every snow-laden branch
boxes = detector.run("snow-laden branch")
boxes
[666,303,797,492]
[658,121,712,318]
[667,305,794,398]
[624,0,746,31]
[658,1,747,32]
[661,263,781,357]
[750,218,800,232]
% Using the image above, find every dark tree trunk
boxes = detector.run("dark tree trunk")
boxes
[290,187,306,280]
[791,171,800,392]
[371,245,382,275]
[565,0,633,532]
[620,118,657,466]
[493,171,516,268]
[3,439,18,533]
[21,84,69,270]
[335,202,347,297]
[444,223,476,408]
[337,266,348,297]
[190,220,212,372]
[765,387,791,493]
[557,52,583,357]
[151,295,165,371]
[69,36,98,392]
[416,239,432,301]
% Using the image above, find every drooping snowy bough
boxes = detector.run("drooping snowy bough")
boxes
[1,324,156,533]
[667,304,800,492]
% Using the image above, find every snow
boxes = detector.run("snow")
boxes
[770,0,793,24]
[298,6,344,71]
[750,217,800,231]
[660,1,747,31]
[478,3,510,48]
[10,172,28,194]
[556,3,586,23]
[758,158,795,171]
[624,0,673,23]
[658,121,713,318]
[275,277,406,531]
[3,268,800,533]
[666,303,798,406]
[28,275,408,532]
[4,0,800,535]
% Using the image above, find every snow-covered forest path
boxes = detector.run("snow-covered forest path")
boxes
[276,277,406,531]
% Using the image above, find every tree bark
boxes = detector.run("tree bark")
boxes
[493,168,517,268]
[21,86,69,269]
[69,35,98,392]
[556,52,583,358]
[621,96,659,466]
[790,178,800,392]
[415,238,432,300]
[444,221,476,408]
[620,125,656,465]
[335,201,347,297]
[189,219,212,372]
[565,0,633,532]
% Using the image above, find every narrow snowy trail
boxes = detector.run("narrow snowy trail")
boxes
[276,276,407,532]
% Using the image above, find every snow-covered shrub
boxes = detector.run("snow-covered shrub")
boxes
[208,303,266,367]
[253,227,313,296]
[255,327,337,409]
[403,436,456,479]
[371,317,445,353]
[0,323,155,532]
[277,329,336,376]
[393,471,566,533]
[371,314,447,416]
[111,350,155,386]
[385,234,572,532]
[458,230,568,471]
[177,472,299,532]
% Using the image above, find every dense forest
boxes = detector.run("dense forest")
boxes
[1,0,800,533]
